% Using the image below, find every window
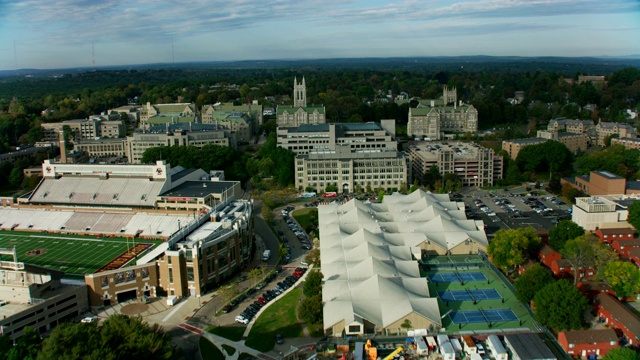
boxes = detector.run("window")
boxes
[168,268,173,283]
[348,325,360,333]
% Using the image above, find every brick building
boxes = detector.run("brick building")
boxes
[595,293,640,345]
[594,227,635,244]
[557,329,618,358]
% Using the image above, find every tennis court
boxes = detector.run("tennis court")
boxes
[438,288,502,302]
[428,272,487,283]
[449,309,518,324]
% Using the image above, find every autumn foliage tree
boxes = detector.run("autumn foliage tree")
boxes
[487,227,540,273]
[604,260,640,299]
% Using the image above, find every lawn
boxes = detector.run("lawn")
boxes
[291,208,318,234]
[0,231,162,275]
[199,336,224,360]
[221,344,236,356]
[245,287,304,352]
[205,325,246,341]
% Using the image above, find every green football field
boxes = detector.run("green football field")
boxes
[0,231,162,276]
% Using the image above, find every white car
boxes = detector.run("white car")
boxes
[301,259,309,266]
[81,316,98,323]
[235,315,248,324]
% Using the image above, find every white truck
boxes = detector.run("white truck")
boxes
[262,250,271,261]
[166,295,180,306]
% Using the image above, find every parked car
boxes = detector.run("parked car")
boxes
[258,297,268,304]
[276,334,284,344]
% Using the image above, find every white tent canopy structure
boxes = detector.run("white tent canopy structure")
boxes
[319,190,488,337]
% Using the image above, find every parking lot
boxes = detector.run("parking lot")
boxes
[457,186,571,236]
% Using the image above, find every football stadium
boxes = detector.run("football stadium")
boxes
[0,159,254,340]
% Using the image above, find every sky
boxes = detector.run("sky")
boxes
[0,0,639,70]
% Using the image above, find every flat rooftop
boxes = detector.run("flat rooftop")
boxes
[0,283,82,318]
[408,141,491,159]
[159,180,236,198]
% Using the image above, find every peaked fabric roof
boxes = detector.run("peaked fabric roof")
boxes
[320,190,488,332]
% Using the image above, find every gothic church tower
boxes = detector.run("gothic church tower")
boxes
[293,77,307,107]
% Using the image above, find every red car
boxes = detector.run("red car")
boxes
[258,297,267,304]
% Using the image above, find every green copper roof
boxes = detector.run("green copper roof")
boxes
[276,105,325,115]
[146,115,196,124]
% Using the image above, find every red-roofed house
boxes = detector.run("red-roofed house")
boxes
[628,248,640,266]
[611,239,640,257]
[595,293,640,345]
[550,259,595,280]
[558,329,619,358]
[577,282,618,300]
[595,227,635,244]
[538,244,562,268]
[517,259,536,275]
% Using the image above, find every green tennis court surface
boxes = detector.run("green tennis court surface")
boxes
[0,231,161,275]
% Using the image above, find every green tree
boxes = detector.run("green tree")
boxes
[248,267,264,287]
[514,263,554,304]
[603,347,640,360]
[443,173,462,193]
[37,315,181,360]
[377,189,385,202]
[299,294,323,324]
[304,248,320,267]
[533,279,588,332]
[548,220,585,251]
[261,205,274,224]
[325,183,338,192]
[422,165,442,190]
[487,227,540,273]
[604,261,640,299]
[8,166,24,188]
[218,283,239,304]
[5,326,41,360]
[562,234,598,284]
[303,270,324,298]
[627,200,640,231]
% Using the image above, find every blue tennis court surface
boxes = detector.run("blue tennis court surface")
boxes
[429,272,487,283]
[449,309,518,324]
[438,289,502,302]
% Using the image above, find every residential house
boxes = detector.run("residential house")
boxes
[611,239,640,257]
[627,248,640,266]
[594,227,635,244]
[550,259,595,281]
[595,293,640,345]
[557,329,618,358]
[538,244,562,268]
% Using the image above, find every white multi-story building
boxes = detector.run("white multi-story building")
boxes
[277,120,397,155]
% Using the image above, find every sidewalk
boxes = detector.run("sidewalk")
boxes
[202,332,275,360]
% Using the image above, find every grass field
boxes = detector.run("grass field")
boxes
[245,287,304,352]
[0,230,162,276]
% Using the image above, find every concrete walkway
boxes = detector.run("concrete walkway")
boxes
[201,332,275,360]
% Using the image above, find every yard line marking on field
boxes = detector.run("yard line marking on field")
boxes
[24,234,125,244]
[162,300,188,322]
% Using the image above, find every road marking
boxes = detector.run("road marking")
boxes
[161,300,188,322]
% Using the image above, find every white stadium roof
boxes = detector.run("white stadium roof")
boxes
[320,190,488,331]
